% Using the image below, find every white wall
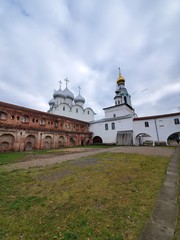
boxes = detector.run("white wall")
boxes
[104,105,134,118]
[50,103,95,122]
[133,114,180,145]
[90,116,134,144]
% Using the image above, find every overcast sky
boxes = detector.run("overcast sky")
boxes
[0,0,180,119]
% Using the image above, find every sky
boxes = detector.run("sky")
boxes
[0,0,180,119]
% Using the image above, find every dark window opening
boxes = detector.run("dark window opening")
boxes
[112,122,115,130]
[174,118,180,125]
[105,123,108,130]
[145,121,149,127]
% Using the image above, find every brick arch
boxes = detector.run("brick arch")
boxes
[25,135,36,151]
[44,135,53,149]
[0,134,15,151]
[70,137,76,147]
[58,136,66,147]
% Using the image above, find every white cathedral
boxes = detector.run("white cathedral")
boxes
[48,78,95,122]
[48,71,180,146]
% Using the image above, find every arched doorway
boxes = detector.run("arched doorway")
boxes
[135,133,153,146]
[58,136,65,147]
[44,136,53,149]
[93,136,103,144]
[25,135,36,151]
[70,138,76,147]
[0,134,15,151]
[167,132,180,146]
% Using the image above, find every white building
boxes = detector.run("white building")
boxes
[48,78,95,122]
[133,113,180,146]
[90,70,180,146]
[48,72,180,146]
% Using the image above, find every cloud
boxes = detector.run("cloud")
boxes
[0,0,180,120]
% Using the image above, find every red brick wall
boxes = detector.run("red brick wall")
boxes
[0,101,92,152]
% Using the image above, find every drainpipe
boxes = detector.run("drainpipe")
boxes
[154,119,159,145]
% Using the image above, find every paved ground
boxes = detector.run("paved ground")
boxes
[1,146,174,171]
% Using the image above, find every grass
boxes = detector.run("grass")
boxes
[0,152,169,240]
[0,150,54,165]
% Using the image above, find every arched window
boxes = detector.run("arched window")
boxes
[105,123,108,130]
[76,108,78,113]
[40,118,46,125]
[0,111,7,120]
[145,121,149,127]
[54,121,58,127]
[63,106,65,111]
[22,115,29,123]
[112,122,115,130]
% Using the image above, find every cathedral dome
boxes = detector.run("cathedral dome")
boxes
[53,88,65,99]
[48,98,55,105]
[63,87,74,100]
[74,94,85,104]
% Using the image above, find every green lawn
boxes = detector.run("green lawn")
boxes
[0,152,169,240]
[0,150,51,165]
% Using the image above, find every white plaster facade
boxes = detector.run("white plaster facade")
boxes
[133,114,180,146]
[89,71,180,146]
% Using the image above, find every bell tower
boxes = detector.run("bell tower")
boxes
[114,68,132,107]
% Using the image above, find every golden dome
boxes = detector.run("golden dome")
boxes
[117,74,125,84]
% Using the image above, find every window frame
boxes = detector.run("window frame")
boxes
[174,118,180,125]
[145,121,149,127]
[111,122,115,130]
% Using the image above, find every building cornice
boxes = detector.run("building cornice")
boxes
[133,112,180,121]
[103,103,134,111]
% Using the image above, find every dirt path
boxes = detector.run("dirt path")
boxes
[1,146,174,171]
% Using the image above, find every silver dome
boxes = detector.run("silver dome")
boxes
[53,88,65,98]
[74,94,85,103]
[48,98,55,105]
[63,87,74,100]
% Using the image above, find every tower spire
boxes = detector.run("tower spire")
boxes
[118,67,121,76]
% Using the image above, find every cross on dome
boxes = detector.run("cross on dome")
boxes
[78,86,81,94]
[58,80,62,89]
[64,78,69,87]
[118,67,121,76]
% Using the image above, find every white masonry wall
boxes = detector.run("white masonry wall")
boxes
[90,116,134,144]
[133,114,180,145]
